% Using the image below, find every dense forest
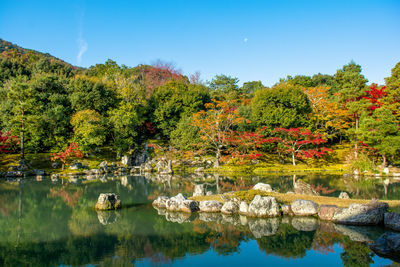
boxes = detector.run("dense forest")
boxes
[0,38,399,169]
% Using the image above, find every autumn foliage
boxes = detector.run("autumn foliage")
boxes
[51,142,83,169]
[267,127,332,165]
[0,131,17,153]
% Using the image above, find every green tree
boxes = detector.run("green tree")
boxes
[68,76,117,114]
[240,80,264,96]
[334,61,368,158]
[151,80,210,138]
[357,108,400,166]
[384,61,400,121]
[108,102,142,154]
[209,74,240,100]
[70,109,106,152]
[0,75,35,160]
[251,84,312,131]
[170,116,200,150]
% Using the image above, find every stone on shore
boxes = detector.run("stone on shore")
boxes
[239,201,249,215]
[291,199,319,216]
[180,200,199,213]
[253,183,273,192]
[221,201,239,215]
[165,193,187,212]
[248,195,280,217]
[332,201,388,225]
[152,196,169,208]
[199,200,222,213]
[384,212,400,231]
[281,204,293,216]
[95,193,121,210]
[318,205,339,221]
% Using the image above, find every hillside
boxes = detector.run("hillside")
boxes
[0,38,80,71]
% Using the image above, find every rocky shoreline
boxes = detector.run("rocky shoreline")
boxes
[152,182,400,258]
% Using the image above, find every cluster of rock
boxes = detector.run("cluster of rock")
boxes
[153,182,399,229]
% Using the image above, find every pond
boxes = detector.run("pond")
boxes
[0,173,399,266]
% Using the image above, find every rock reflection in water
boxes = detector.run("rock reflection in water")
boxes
[96,210,120,225]
[291,217,319,232]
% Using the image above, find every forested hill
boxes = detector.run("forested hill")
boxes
[0,38,80,77]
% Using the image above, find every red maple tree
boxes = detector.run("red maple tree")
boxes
[363,83,387,111]
[0,131,17,153]
[267,127,332,165]
[51,142,83,170]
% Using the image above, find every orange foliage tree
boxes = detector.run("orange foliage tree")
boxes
[302,86,351,140]
[191,100,247,167]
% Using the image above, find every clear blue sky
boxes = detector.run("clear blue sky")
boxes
[1,0,399,86]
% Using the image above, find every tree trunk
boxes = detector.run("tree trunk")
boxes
[20,111,25,160]
[214,147,221,168]
[382,154,387,167]
[354,117,359,160]
[292,152,296,166]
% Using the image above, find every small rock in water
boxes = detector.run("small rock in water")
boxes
[95,193,121,210]
[252,183,273,192]
[338,192,350,199]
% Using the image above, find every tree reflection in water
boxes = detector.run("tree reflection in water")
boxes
[0,175,397,266]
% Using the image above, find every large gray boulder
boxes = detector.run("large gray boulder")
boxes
[384,212,400,231]
[165,193,187,212]
[253,183,273,192]
[248,195,280,217]
[332,201,388,225]
[95,193,121,210]
[369,232,400,262]
[221,201,239,215]
[121,155,132,166]
[193,184,205,197]
[291,199,319,216]
[199,200,222,212]
[152,196,169,208]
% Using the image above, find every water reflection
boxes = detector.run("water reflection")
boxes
[0,174,397,266]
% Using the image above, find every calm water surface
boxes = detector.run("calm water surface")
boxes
[0,173,399,266]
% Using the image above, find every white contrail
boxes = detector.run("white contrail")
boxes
[77,37,87,64]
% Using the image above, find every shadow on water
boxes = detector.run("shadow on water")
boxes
[0,173,398,266]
